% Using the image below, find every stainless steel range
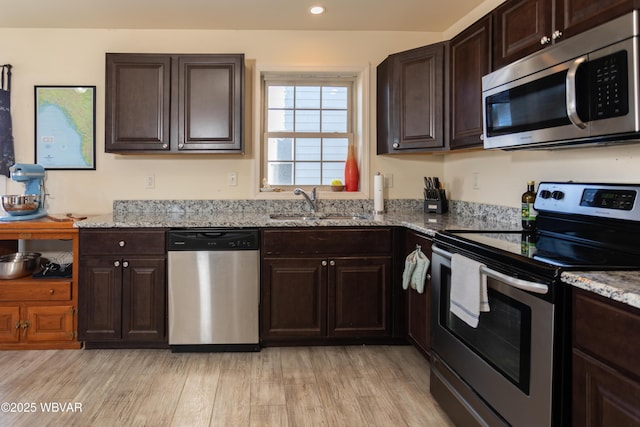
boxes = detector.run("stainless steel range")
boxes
[430,182,640,427]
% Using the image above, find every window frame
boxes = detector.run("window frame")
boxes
[264,78,354,188]
[255,65,370,198]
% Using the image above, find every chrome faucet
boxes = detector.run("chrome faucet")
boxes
[294,187,317,212]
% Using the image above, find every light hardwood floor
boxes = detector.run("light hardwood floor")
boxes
[0,345,454,427]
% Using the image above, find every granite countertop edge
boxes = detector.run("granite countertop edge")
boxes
[76,210,640,311]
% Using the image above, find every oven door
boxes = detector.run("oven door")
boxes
[431,245,555,427]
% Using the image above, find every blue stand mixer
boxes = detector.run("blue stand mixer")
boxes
[1,164,47,221]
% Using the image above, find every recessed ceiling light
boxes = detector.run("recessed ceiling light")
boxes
[309,5,325,15]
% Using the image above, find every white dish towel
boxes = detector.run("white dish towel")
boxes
[402,251,416,291]
[402,250,416,291]
[449,253,490,328]
[411,249,430,294]
[402,248,430,294]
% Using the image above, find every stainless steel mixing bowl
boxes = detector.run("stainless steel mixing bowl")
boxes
[1,194,40,216]
[0,252,42,279]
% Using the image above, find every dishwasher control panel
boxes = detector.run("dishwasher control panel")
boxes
[167,229,259,251]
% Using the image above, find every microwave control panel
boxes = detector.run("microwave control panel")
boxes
[589,50,629,120]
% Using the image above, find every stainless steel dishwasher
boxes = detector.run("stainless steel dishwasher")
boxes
[167,228,260,352]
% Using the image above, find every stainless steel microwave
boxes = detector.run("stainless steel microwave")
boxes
[482,11,640,150]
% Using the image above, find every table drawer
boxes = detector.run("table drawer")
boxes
[0,282,72,301]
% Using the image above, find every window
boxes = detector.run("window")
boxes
[263,74,356,188]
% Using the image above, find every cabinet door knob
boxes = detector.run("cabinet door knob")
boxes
[178,143,184,149]
[22,321,30,337]
[321,260,327,266]
[393,143,400,149]
[551,30,563,40]
[123,261,129,268]
[49,289,54,295]
[114,260,121,267]
[329,260,336,266]
[119,240,126,247]
[162,144,168,149]
[540,35,551,45]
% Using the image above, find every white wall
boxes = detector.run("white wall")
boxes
[0,28,444,214]
[4,0,640,215]
[443,144,640,208]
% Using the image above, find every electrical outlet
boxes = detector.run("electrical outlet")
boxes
[228,172,237,186]
[472,172,480,190]
[384,174,393,188]
[145,175,155,189]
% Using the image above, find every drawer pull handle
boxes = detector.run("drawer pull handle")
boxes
[49,289,54,295]
[119,241,126,247]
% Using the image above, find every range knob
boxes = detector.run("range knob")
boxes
[539,190,552,199]
[551,190,564,200]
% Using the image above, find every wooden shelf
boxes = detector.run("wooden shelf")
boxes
[0,216,80,350]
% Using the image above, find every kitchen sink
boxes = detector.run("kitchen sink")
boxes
[268,214,321,221]
[268,213,372,221]
[322,214,372,220]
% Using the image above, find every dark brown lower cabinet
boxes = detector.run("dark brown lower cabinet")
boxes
[572,288,640,426]
[78,229,167,348]
[329,257,391,337]
[260,228,393,345]
[403,230,432,358]
[261,257,326,338]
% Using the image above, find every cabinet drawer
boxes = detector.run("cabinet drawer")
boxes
[0,282,71,301]
[263,228,393,255]
[573,288,640,379]
[80,229,166,255]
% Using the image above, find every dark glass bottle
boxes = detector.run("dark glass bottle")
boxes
[521,181,537,230]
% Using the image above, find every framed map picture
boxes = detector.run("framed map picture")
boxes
[35,85,96,170]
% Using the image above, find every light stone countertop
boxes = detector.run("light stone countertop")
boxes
[76,206,640,311]
[561,271,640,310]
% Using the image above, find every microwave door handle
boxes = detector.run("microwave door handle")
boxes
[480,265,549,295]
[566,56,587,129]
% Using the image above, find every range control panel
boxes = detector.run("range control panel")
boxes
[535,182,640,221]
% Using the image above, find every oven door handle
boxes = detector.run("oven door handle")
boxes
[433,245,549,295]
[479,266,548,294]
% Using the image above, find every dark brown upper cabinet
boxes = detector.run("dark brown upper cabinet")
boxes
[493,0,638,70]
[448,15,492,150]
[106,53,244,154]
[377,43,445,154]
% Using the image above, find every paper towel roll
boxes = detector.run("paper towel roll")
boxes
[374,173,384,213]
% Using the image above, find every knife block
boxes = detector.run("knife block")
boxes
[424,190,448,214]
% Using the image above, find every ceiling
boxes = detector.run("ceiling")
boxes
[0,0,488,32]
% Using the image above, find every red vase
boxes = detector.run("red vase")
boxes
[344,144,359,192]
